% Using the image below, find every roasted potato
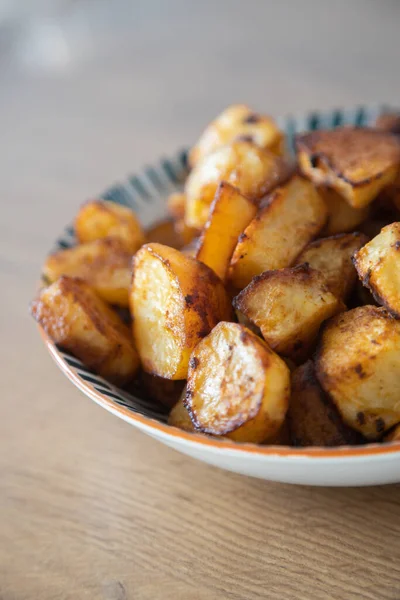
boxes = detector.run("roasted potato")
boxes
[316,306,400,439]
[167,192,186,220]
[296,127,400,209]
[189,104,284,167]
[384,424,400,443]
[145,219,182,249]
[168,391,196,432]
[184,140,289,229]
[185,322,290,443]
[174,218,198,246]
[75,200,145,252]
[195,182,257,281]
[43,237,132,307]
[31,277,139,385]
[319,186,370,235]
[288,361,363,447]
[234,264,344,362]
[130,243,232,380]
[375,112,400,135]
[139,371,185,409]
[229,175,328,289]
[295,232,367,300]
[352,222,400,317]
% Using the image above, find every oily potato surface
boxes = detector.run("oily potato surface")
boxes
[229,175,327,289]
[195,182,257,281]
[189,104,283,167]
[130,243,232,380]
[353,222,400,317]
[316,306,400,439]
[184,140,289,229]
[75,199,145,252]
[43,237,133,307]
[296,127,400,209]
[295,232,367,300]
[288,361,363,447]
[319,186,370,235]
[234,264,343,362]
[31,276,139,385]
[185,322,290,443]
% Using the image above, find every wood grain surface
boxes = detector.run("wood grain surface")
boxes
[2,1,400,598]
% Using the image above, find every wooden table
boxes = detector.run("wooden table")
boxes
[2,1,400,598]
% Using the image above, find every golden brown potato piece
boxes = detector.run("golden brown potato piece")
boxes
[195,182,257,281]
[75,200,145,252]
[384,424,400,443]
[139,371,185,409]
[174,218,198,246]
[43,237,132,307]
[168,392,196,432]
[130,243,232,380]
[316,306,400,439]
[184,140,289,229]
[375,112,400,135]
[296,127,400,209]
[145,219,182,249]
[189,104,284,167]
[167,192,186,220]
[229,175,328,289]
[295,232,367,300]
[353,223,400,317]
[31,277,139,385]
[319,186,370,235]
[185,322,290,443]
[233,264,344,362]
[288,361,363,447]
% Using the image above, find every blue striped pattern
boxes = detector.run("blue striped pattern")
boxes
[51,105,390,420]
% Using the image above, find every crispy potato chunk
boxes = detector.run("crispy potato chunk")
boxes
[295,232,367,300]
[184,140,289,229]
[145,219,182,249]
[75,200,145,252]
[195,182,257,281]
[139,371,185,409]
[31,277,139,385]
[319,186,370,235]
[384,424,400,442]
[288,361,362,447]
[189,104,284,167]
[168,392,196,432]
[296,127,400,209]
[43,237,132,307]
[234,264,344,362]
[316,306,400,439]
[353,223,400,317]
[130,243,232,380]
[185,322,290,443]
[375,112,400,135]
[229,176,328,289]
[167,192,186,220]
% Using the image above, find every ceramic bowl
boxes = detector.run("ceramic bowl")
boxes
[37,105,400,486]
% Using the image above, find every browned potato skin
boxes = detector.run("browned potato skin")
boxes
[315,306,400,439]
[130,243,233,380]
[75,199,145,252]
[319,186,370,235]
[195,182,258,282]
[139,371,185,409]
[31,276,139,385]
[43,237,133,307]
[288,361,363,447]
[189,104,284,167]
[384,423,400,442]
[168,393,196,432]
[184,140,290,229]
[295,232,368,300]
[145,219,182,249]
[296,127,400,209]
[229,175,328,289]
[233,263,344,363]
[185,322,290,443]
[352,222,400,317]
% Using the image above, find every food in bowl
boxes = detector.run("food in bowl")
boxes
[31,104,400,447]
